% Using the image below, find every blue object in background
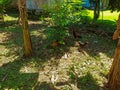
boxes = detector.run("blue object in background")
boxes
[82,0,90,8]
[82,0,109,10]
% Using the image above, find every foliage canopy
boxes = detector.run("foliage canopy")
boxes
[0,0,12,13]
[109,0,120,11]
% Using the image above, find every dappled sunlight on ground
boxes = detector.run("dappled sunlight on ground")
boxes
[0,31,18,65]
[0,11,118,89]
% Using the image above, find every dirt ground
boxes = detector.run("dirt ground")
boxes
[0,20,116,90]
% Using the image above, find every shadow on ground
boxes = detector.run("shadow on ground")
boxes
[0,57,39,89]
[0,17,117,89]
[77,72,99,90]
[77,19,117,58]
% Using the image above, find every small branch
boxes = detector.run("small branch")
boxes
[1,74,8,82]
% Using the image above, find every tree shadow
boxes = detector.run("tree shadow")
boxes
[77,72,99,90]
[77,19,117,58]
[29,22,76,60]
[34,82,57,90]
[0,21,76,89]
[97,19,116,32]
[6,9,19,18]
[0,25,23,58]
[4,20,18,26]
[32,72,102,90]
[80,16,116,32]
[33,81,70,90]
[0,57,39,89]
[0,14,117,90]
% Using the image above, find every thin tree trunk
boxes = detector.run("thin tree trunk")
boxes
[108,15,120,90]
[18,0,33,57]
[0,5,4,24]
[0,13,4,24]
[92,0,100,24]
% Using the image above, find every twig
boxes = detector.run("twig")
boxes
[1,74,8,82]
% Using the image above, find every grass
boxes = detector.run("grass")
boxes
[0,10,118,90]
[87,10,119,21]
[82,10,119,34]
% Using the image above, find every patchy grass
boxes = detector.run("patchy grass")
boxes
[0,11,118,90]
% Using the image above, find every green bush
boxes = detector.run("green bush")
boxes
[45,0,87,45]
[0,0,12,13]
[46,26,69,45]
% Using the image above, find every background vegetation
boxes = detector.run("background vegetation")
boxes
[0,0,119,90]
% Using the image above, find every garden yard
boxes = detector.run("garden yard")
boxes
[0,10,119,90]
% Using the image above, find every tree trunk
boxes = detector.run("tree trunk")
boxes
[18,0,33,57]
[0,5,4,24]
[92,0,100,24]
[0,13,4,24]
[108,15,120,90]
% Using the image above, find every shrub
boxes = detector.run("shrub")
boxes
[0,0,12,13]
[45,0,87,45]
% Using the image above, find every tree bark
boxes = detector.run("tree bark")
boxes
[108,15,120,90]
[0,4,4,24]
[18,0,33,57]
[92,0,100,24]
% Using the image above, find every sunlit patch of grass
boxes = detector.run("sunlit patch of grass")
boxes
[4,15,18,22]
[87,10,119,21]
